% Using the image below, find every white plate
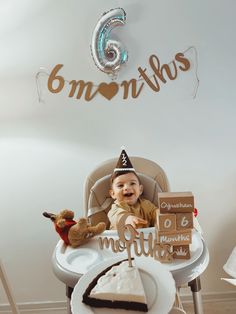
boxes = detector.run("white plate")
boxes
[71,256,176,314]
[221,278,236,286]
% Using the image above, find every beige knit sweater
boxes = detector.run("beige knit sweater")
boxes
[108,198,159,230]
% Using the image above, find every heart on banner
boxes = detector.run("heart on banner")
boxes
[98,82,119,100]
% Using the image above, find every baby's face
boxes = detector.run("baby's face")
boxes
[110,172,143,206]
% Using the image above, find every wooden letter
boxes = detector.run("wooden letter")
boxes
[47,64,65,93]
[120,79,144,99]
[98,237,126,253]
[117,224,137,267]
[69,80,98,101]
[137,66,161,92]
[154,242,174,263]
[175,53,191,72]
[149,55,167,83]
[160,61,178,81]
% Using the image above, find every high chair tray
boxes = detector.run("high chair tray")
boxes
[101,226,155,237]
[71,256,176,314]
[55,229,203,275]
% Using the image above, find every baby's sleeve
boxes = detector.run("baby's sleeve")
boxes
[108,203,131,230]
[149,203,159,227]
[141,199,159,227]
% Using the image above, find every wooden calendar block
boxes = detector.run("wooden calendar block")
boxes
[158,191,194,213]
[176,212,193,230]
[173,245,191,259]
[157,213,176,232]
[157,229,192,245]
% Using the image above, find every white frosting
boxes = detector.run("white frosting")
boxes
[89,260,147,304]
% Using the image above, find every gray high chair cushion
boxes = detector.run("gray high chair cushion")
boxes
[87,173,163,228]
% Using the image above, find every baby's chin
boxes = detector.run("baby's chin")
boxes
[123,198,138,206]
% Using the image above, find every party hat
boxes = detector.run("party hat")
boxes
[114,147,135,172]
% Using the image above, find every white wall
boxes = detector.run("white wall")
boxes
[1,0,236,306]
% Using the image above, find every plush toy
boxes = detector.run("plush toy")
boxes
[43,209,106,248]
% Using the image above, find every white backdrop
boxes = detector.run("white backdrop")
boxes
[0,0,236,307]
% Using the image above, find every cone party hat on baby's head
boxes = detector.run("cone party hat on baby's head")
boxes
[114,148,135,172]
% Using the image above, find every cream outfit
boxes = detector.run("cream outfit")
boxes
[108,198,158,230]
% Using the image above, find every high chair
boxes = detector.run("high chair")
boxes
[52,156,209,314]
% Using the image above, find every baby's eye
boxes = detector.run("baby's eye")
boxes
[117,184,123,188]
[131,182,136,186]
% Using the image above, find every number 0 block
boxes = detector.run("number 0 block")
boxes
[157,214,176,231]
[176,213,193,230]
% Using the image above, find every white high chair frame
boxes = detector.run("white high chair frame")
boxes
[54,156,208,314]
[83,156,206,314]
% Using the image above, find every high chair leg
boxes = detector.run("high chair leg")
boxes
[66,297,72,314]
[66,285,73,314]
[0,260,20,314]
[188,276,204,314]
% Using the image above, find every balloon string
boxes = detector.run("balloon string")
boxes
[35,67,50,103]
[35,46,199,102]
[188,46,199,99]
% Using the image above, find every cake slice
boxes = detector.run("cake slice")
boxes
[82,259,148,312]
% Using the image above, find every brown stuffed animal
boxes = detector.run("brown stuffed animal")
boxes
[43,209,106,248]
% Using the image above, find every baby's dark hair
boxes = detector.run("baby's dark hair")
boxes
[110,170,141,186]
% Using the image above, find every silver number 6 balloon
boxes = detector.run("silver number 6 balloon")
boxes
[91,8,128,79]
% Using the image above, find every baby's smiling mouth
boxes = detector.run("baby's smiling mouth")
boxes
[124,192,133,197]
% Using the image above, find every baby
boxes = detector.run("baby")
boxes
[108,149,159,230]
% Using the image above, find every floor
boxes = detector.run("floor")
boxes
[1,300,236,313]
[183,300,236,314]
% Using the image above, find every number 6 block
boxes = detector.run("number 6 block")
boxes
[176,213,193,230]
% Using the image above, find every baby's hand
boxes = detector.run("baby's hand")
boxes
[125,216,148,229]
